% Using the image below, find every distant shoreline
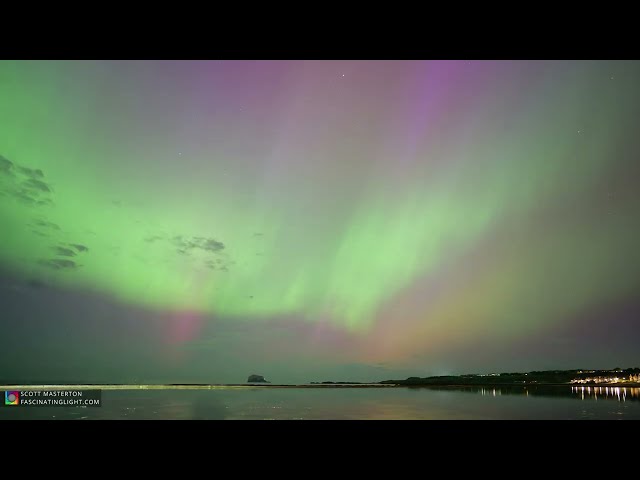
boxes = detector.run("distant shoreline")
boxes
[0,384,392,390]
[4,368,637,391]
[1,382,638,390]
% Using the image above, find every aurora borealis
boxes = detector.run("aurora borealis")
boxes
[1,60,639,384]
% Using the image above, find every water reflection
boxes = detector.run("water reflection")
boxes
[412,385,640,403]
[571,385,638,402]
[1,386,639,420]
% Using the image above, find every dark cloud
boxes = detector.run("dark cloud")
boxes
[253,232,263,237]
[146,233,230,269]
[0,157,53,207]
[17,166,44,178]
[0,155,13,173]
[203,239,224,252]
[203,258,234,271]
[69,244,89,253]
[39,259,78,270]
[33,219,60,230]
[171,235,225,253]
[14,190,37,204]
[23,178,51,192]
[53,246,77,257]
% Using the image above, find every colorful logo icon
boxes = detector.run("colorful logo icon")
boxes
[5,391,19,405]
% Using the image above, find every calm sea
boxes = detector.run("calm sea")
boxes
[1,385,639,420]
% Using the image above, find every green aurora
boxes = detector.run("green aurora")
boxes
[1,60,639,381]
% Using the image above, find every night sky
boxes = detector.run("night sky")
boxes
[1,60,639,384]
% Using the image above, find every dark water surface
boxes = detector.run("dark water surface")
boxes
[1,385,639,420]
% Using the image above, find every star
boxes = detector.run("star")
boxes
[341,74,345,77]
